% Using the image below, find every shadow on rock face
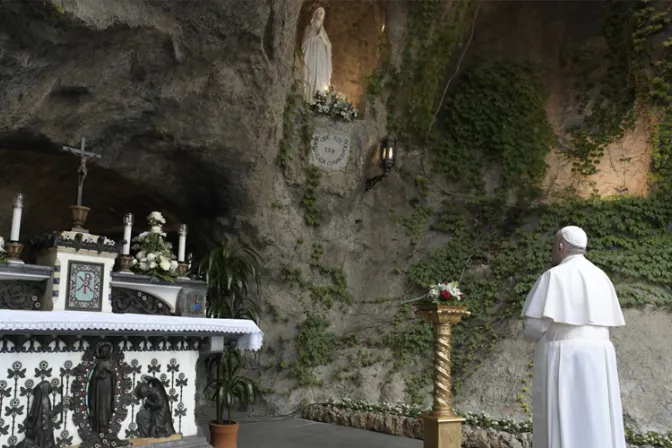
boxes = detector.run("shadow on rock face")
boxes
[0,147,183,240]
[0,124,244,258]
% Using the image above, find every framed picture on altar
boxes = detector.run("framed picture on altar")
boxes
[65,261,105,311]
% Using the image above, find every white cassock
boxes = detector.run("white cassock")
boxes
[522,254,626,448]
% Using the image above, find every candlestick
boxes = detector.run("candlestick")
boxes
[122,213,134,255]
[178,224,188,262]
[10,193,23,242]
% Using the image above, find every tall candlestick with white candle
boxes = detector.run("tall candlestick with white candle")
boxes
[122,213,134,255]
[178,224,188,262]
[10,193,23,242]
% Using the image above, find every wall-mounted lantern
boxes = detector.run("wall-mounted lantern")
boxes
[366,134,397,191]
[379,134,396,174]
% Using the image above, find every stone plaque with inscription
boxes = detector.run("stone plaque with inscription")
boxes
[310,128,351,171]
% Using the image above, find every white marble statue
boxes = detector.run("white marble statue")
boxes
[301,6,332,104]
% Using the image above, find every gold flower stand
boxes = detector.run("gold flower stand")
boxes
[415,303,471,448]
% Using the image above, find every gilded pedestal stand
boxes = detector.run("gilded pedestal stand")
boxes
[415,303,471,448]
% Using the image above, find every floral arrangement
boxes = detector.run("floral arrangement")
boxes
[0,236,6,263]
[324,398,531,432]
[322,399,669,446]
[309,86,358,121]
[131,211,178,281]
[426,281,463,303]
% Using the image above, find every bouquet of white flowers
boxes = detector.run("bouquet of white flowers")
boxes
[310,86,358,122]
[131,212,178,281]
[0,236,6,263]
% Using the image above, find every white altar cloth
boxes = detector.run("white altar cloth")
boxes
[0,309,264,351]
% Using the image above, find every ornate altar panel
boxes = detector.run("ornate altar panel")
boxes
[0,336,200,448]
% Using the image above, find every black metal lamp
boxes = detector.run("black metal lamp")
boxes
[366,134,397,191]
[379,134,396,173]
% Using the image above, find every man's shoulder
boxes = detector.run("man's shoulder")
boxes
[548,256,608,277]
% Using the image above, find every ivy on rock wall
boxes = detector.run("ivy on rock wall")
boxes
[375,0,672,407]
[273,0,672,422]
[563,1,637,176]
[437,60,555,197]
[633,0,672,195]
[384,0,478,147]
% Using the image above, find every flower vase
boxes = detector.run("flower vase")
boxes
[414,302,470,448]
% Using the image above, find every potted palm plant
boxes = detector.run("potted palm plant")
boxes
[199,238,262,448]
[198,238,261,322]
[205,349,259,448]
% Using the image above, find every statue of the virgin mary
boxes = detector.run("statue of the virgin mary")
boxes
[301,7,332,104]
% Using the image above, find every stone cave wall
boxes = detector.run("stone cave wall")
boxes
[454,307,672,434]
[255,0,669,435]
[460,0,652,199]
[0,0,668,436]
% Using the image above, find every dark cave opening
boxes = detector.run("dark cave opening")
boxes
[0,147,187,260]
[0,140,241,267]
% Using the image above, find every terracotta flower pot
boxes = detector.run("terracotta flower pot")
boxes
[209,421,240,448]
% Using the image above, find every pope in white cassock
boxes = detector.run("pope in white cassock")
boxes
[522,226,626,448]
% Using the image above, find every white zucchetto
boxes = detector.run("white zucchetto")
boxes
[560,226,587,249]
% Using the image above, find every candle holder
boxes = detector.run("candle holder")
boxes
[6,242,24,262]
[178,224,188,263]
[177,262,189,278]
[414,302,470,448]
[178,224,188,237]
[69,205,91,232]
[117,255,134,273]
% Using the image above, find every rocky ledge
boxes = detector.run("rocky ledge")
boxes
[302,404,653,448]
[303,404,532,448]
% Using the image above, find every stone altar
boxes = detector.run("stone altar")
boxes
[0,219,263,448]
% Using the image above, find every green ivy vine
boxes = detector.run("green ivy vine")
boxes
[377,0,672,408]
[277,0,672,422]
[563,1,637,175]
[277,81,323,226]
[633,0,672,195]
[288,311,337,387]
[377,0,478,148]
[301,166,322,226]
[437,60,555,197]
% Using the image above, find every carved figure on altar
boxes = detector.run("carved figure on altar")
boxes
[134,376,176,438]
[19,381,62,448]
[88,342,116,436]
[301,6,332,104]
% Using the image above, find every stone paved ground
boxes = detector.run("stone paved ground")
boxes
[195,408,421,448]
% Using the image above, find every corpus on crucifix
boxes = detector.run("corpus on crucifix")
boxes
[61,137,101,207]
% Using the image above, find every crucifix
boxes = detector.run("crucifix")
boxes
[61,137,101,206]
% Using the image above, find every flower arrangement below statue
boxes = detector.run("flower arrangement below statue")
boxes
[425,281,464,304]
[131,212,178,281]
[310,86,358,122]
[0,236,6,263]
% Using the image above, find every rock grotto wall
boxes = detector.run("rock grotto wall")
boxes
[0,0,303,240]
[0,0,669,437]
[455,307,672,434]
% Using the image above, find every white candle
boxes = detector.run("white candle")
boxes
[10,194,23,242]
[178,224,188,262]
[122,213,134,255]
